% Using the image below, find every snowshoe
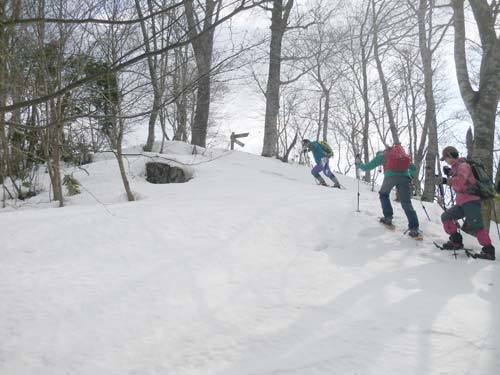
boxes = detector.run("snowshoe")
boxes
[379,217,395,230]
[407,229,423,241]
[440,233,463,250]
[434,241,467,260]
[469,245,496,260]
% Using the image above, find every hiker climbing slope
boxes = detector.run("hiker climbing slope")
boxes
[436,146,495,260]
[302,139,341,188]
[356,144,421,239]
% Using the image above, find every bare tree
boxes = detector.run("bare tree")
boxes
[340,0,374,181]
[405,0,451,201]
[261,0,294,157]
[135,0,163,151]
[451,0,500,227]
[184,0,221,147]
[451,0,499,173]
[295,1,344,144]
[371,0,421,145]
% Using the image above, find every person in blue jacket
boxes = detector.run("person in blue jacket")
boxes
[302,139,341,188]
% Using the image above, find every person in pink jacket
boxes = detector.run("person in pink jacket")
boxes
[438,146,495,260]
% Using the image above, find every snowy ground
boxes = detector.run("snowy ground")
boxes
[1,142,499,375]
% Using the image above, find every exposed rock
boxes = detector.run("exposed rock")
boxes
[146,162,188,184]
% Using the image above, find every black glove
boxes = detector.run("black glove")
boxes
[443,166,451,176]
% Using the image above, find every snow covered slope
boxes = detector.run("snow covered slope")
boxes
[1,142,499,375]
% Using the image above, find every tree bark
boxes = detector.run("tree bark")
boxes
[184,0,217,148]
[361,47,371,182]
[173,46,189,141]
[261,0,294,157]
[116,116,135,202]
[322,87,330,142]
[0,0,8,190]
[47,98,64,206]
[451,0,500,228]
[371,0,399,144]
[452,0,499,173]
[135,0,162,152]
[419,0,439,202]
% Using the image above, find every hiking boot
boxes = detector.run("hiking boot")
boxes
[316,176,327,186]
[333,183,341,189]
[379,217,393,226]
[475,245,495,260]
[408,229,422,239]
[441,232,463,250]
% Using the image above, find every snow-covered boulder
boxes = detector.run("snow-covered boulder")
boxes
[145,161,189,184]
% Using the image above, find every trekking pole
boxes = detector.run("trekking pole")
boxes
[438,183,446,210]
[449,185,455,206]
[357,176,360,212]
[435,155,447,211]
[355,154,361,212]
[421,201,431,221]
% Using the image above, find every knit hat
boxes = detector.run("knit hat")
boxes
[440,146,459,161]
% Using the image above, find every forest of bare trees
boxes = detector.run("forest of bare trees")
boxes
[0,0,499,208]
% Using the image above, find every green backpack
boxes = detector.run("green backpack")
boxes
[466,159,495,199]
[319,141,333,157]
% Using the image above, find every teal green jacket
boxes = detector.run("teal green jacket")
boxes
[356,151,416,178]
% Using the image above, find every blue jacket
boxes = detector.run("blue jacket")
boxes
[308,141,328,164]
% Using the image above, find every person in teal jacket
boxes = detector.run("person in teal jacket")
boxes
[355,148,420,238]
[302,139,341,188]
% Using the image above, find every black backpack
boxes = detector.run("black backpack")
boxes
[466,159,495,199]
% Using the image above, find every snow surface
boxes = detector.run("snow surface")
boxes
[1,141,499,375]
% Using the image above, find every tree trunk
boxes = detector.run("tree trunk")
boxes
[262,0,294,157]
[191,68,211,146]
[466,127,474,157]
[172,46,189,141]
[451,0,500,229]
[371,0,399,144]
[322,88,330,142]
[0,0,8,191]
[281,130,298,163]
[360,31,371,183]
[419,0,439,202]
[452,0,499,173]
[316,94,322,141]
[184,0,216,148]
[116,117,135,202]
[135,0,162,152]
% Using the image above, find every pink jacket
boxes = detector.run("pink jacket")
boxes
[449,158,480,206]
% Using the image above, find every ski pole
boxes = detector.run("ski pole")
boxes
[438,182,446,210]
[448,185,455,206]
[354,154,361,212]
[421,201,431,221]
[357,176,360,212]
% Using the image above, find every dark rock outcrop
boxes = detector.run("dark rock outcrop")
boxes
[146,162,188,184]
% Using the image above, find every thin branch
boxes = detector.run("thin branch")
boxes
[0,0,271,113]
[1,2,184,26]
